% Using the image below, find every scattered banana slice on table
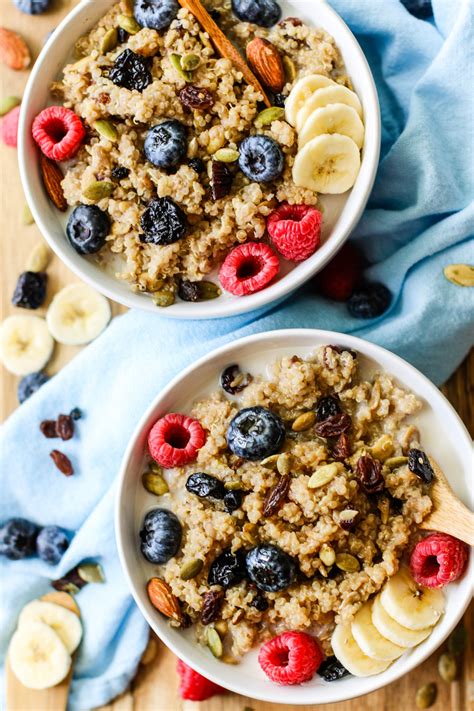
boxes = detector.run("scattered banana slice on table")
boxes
[18,601,83,654]
[47,283,111,346]
[0,315,54,375]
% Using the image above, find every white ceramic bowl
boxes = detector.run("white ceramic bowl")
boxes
[19,0,380,319]
[116,329,473,706]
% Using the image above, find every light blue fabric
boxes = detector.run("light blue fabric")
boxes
[1,0,473,708]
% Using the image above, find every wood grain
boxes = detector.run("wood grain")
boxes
[0,2,472,711]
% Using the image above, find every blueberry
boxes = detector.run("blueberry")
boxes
[316,395,340,422]
[208,548,247,588]
[14,0,50,14]
[227,406,285,461]
[0,518,39,560]
[111,166,130,180]
[144,120,187,169]
[70,407,83,420]
[408,448,434,484]
[347,283,392,319]
[66,205,110,255]
[186,473,226,499]
[223,490,245,513]
[36,525,70,565]
[246,544,296,592]
[238,136,284,182]
[109,49,152,92]
[231,0,281,27]
[140,508,182,563]
[18,371,49,404]
[272,93,287,108]
[401,0,433,19]
[140,197,187,245]
[318,656,350,681]
[12,272,47,309]
[134,0,179,30]
[188,157,205,173]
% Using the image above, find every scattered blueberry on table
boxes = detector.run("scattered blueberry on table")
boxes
[17,371,49,404]
[13,0,50,15]
[36,525,70,565]
[0,518,39,560]
[347,283,392,319]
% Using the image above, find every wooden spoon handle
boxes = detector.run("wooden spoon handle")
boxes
[177,0,272,107]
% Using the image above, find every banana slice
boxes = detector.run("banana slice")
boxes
[18,601,83,654]
[351,601,406,661]
[47,283,111,346]
[9,620,71,690]
[372,595,432,648]
[380,569,445,631]
[293,133,361,194]
[296,84,363,133]
[285,73,337,126]
[299,103,365,150]
[331,623,391,677]
[0,315,54,376]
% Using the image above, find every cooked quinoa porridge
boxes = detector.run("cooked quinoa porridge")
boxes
[32,0,366,305]
[136,343,450,678]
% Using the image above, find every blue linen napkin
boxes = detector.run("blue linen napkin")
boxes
[1,0,473,708]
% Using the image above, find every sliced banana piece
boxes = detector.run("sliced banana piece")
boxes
[299,103,365,150]
[0,315,54,376]
[372,595,432,648]
[380,569,445,631]
[285,73,337,126]
[19,601,83,654]
[351,601,406,661]
[47,283,111,346]
[331,623,391,677]
[9,620,71,690]
[296,84,363,132]
[293,133,361,194]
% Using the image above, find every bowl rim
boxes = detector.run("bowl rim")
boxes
[18,0,381,320]
[115,328,473,705]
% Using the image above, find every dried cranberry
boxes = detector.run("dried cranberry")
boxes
[179,85,215,111]
[56,414,74,441]
[333,433,351,461]
[356,455,384,494]
[316,395,341,421]
[408,448,434,484]
[263,475,290,517]
[50,450,73,476]
[220,364,252,394]
[211,161,233,200]
[201,589,224,625]
[315,413,351,437]
[40,420,58,438]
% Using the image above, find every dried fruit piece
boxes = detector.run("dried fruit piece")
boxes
[408,448,434,484]
[40,155,67,212]
[356,454,384,494]
[179,85,214,110]
[263,475,290,517]
[56,414,74,441]
[201,589,224,625]
[211,160,233,200]
[246,37,285,93]
[333,432,351,461]
[0,28,31,70]
[147,577,182,622]
[178,280,221,302]
[220,364,252,394]
[315,395,341,421]
[443,264,474,287]
[50,450,73,476]
[40,420,58,438]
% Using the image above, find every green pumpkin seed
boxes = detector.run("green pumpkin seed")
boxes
[438,652,457,683]
[180,559,203,580]
[214,148,240,163]
[142,471,169,496]
[292,411,316,432]
[416,682,437,709]
[0,95,21,117]
[260,454,279,469]
[444,264,474,287]
[26,242,51,272]
[180,53,201,71]
[197,281,221,300]
[77,562,106,584]
[22,204,35,226]
[117,14,141,34]
[207,627,223,658]
[170,53,193,82]
[254,106,285,128]
[82,181,115,202]
[225,480,242,491]
[93,119,118,142]
[277,452,292,476]
[282,55,296,82]
[335,553,360,572]
[100,28,118,54]
[308,462,342,489]
[448,624,467,655]
[384,456,409,469]
[319,543,336,567]
[153,290,175,308]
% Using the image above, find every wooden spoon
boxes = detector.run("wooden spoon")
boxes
[6,591,80,711]
[419,458,474,545]
[177,0,272,106]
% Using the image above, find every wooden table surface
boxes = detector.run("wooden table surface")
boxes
[1,2,472,710]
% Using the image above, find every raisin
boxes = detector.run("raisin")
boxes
[200,589,224,625]
[208,548,247,588]
[408,448,434,484]
[179,85,214,111]
[315,413,351,437]
[50,450,73,476]
[263,475,290,517]
[188,157,205,173]
[250,591,268,611]
[223,489,244,513]
[56,414,74,441]
[220,364,252,394]
[316,395,341,421]
[318,656,350,681]
[356,454,384,494]
[211,160,233,200]
[333,433,351,461]
[40,420,58,438]
[111,166,130,180]
[52,566,87,593]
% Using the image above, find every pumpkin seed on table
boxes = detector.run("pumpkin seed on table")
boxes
[117,14,141,34]
[0,96,21,116]
[292,411,316,432]
[170,53,192,81]
[180,53,201,71]
[93,119,118,142]
[444,264,474,287]
[214,148,240,163]
[438,652,458,682]
[254,106,285,128]
[416,682,437,709]
[26,242,51,272]
[77,562,105,584]
[335,553,360,572]
[207,627,223,658]
[179,559,203,580]
[142,470,169,496]
[82,181,115,202]
[22,204,35,226]
[100,28,118,54]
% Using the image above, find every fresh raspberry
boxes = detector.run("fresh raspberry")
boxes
[176,659,226,701]
[1,105,21,147]
[32,106,86,161]
[219,242,279,296]
[316,242,362,301]
[267,203,322,262]
[410,533,469,588]
[258,631,323,685]
[148,413,206,468]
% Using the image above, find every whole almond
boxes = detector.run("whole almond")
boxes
[246,38,285,94]
[147,577,182,622]
[40,154,67,212]
[0,28,31,70]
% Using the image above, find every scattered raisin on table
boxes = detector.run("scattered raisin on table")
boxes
[56,414,74,441]
[50,450,73,476]
[40,420,58,438]
[356,454,384,494]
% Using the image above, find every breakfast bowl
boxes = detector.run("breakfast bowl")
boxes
[19,0,380,319]
[115,329,473,705]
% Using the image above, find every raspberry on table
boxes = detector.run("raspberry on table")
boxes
[267,203,322,262]
[219,242,279,296]
[258,631,323,684]
[176,659,226,701]
[32,106,86,161]
[1,105,21,147]
[148,413,206,468]
[410,533,468,588]
[315,242,362,301]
